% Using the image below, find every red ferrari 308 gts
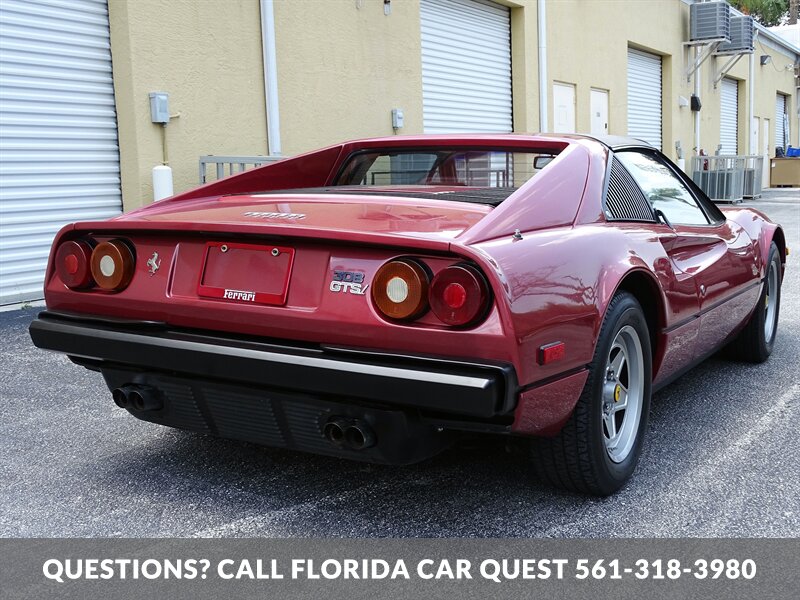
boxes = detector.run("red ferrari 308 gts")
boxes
[30,134,786,495]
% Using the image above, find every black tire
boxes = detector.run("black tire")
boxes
[726,243,782,363]
[529,292,652,496]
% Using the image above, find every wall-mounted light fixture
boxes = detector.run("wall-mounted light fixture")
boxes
[759,55,772,66]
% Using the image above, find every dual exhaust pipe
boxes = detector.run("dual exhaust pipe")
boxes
[112,384,162,412]
[322,417,376,451]
[114,388,372,450]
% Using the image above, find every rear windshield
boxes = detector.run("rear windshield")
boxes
[335,149,557,190]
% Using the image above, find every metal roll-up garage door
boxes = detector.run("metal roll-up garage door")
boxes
[420,0,512,133]
[720,78,738,155]
[776,93,788,152]
[0,0,122,305]
[627,48,662,150]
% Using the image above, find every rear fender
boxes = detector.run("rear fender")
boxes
[722,207,785,278]
[467,225,671,389]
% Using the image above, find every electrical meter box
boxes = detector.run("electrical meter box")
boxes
[149,92,169,124]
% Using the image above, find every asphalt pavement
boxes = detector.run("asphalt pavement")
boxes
[1,189,798,538]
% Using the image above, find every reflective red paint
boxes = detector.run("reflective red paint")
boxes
[512,370,589,436]
[41,134,785,436]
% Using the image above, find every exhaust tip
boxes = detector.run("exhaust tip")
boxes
[112,388,129,409]
[113,385,162,412]
[322,419,347,445]
[323,417,376,450]
[345,422,376,450]
[129,390,145,411]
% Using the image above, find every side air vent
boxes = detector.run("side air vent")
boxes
[605,157,656,222]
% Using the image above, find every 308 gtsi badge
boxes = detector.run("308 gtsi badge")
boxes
[29,134,787,496]
[330,270,369,295]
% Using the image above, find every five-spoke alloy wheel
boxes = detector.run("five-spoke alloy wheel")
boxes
[602,325,645,464]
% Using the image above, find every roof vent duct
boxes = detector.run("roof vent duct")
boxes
[689,1,731,42]
[717,16,755,55]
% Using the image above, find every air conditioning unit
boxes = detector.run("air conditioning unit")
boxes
[717,16,755,54]
[690,1,731,42]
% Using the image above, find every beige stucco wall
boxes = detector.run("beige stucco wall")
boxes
[109,0,543,203]
[547,0,686,151]
[271,0,424,156]
[109,0,268,210]
[507,0,540,133]
[110,0,798,207]
[273,0,540,153]
[751,39,797,150]
[547,0,797,175]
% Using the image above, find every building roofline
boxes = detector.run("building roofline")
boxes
[681,0,800,60]
[758,23,800,58]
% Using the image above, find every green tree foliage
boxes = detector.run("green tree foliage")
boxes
[729,0,790,27]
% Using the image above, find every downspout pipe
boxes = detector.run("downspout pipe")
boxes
[537,0,548,133]
[748,31,757,154]
[260,0,282,156]
[694,46,700,155]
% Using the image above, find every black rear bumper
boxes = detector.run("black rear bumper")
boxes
[29,311,516,419]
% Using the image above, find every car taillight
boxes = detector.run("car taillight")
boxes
[55,240,94,289]
[429,264,490,327]
[90,239,135,291]
[371,259,430,320]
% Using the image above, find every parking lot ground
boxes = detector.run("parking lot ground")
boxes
[1,189,798,537]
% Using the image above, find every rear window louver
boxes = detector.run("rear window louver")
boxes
[605,157,656,222]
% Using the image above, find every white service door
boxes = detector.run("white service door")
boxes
[627,48,662,150]
[420,0,512,133]
[762,118,770,186]
[0,0,123,305]
[553,83,576,134]
[590,88,609,136]
[750,116,759,155]
[720,78,738,155]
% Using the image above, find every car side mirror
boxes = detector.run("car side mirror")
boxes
[534,156,555,170]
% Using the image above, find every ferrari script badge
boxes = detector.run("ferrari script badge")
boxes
[147,251,161,275]
[244,211,306,220]
[223,289,256,302]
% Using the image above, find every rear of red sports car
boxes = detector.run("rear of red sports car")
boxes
[35,133,785,496]
[30,135,595,468]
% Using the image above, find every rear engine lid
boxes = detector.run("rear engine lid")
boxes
[116,191,494,243]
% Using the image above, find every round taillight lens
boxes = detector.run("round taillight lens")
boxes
[55,240,94,289]
[90,239,135,291]
[429,264,490,327]
[371,259,430,320]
